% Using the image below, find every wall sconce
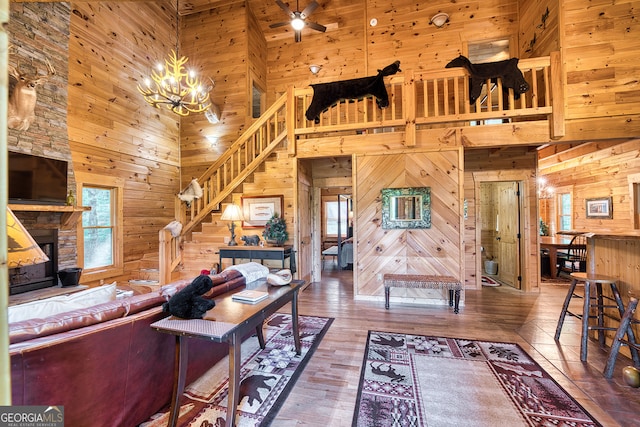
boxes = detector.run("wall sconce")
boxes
[430,12,449,28]
[309,64,322,75]
[537,177,554,199]
[205,135,218,147]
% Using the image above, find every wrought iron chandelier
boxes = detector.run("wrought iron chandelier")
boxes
[137,50,212,117]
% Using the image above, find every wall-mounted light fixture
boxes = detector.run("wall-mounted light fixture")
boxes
[430,12,449,28]
[309,64,322,75]
[537,177,554,199]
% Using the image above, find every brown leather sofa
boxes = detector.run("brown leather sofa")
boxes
[9,270,246,427]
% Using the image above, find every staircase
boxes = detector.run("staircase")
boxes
[150,53,562,284]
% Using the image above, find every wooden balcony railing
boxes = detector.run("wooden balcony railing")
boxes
[159,52,562,283]
[292,52,562,141]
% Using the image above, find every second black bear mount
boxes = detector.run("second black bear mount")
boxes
[305,61,402,123]
[445,55,530,104]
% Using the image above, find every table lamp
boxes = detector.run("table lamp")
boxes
[7,207,49,285]
[220,204,244,246]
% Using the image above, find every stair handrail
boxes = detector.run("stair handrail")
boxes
[159,91,290,284]
[159,53,562,283]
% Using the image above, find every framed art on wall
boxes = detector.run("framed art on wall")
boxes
[586,197,612,219]
[241,195,283,227]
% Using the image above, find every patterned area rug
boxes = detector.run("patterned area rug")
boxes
[352,331,602,427]
[481,275,501,287]
[141,314,333,427]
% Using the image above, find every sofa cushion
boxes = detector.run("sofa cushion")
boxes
[9,299,127,345]
[8,283,117,324]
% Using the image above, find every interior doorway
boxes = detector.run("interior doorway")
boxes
[479,181,522,289]
[298,156,353,283]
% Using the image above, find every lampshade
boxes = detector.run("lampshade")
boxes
[221,204,244,221]
[7,207,49,268]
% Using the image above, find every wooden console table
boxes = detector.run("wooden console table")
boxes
[218,245,296,273]
[151,279,304,427]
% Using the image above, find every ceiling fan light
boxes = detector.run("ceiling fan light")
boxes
[291,17,305,31]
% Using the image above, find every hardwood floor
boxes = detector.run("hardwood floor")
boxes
[272,267,638,427]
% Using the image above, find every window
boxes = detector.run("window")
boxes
[252,82,265,119]
[324,200,349,237]
[76,173,124,282]
[82,186,114,269]
[557,192,572,231]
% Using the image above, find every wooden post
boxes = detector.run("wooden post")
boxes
[1,0,11,404]
[286,87,296,157]
[159,228,173,285]
[549,51,565,139]
[404,70,416,146]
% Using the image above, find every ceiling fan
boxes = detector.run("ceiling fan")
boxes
[269,0,327,42]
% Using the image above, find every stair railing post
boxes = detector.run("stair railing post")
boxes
[286,86,296,157]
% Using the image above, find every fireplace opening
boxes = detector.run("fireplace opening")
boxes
[9,228,59,295]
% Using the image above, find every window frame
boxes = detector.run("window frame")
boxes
[75,172,124,283]
[323,200,349,239]
[555,185,574,232]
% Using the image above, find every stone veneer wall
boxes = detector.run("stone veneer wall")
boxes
[8,3,77,270]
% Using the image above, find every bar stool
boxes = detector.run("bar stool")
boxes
[555,272,640,362]
[604,297,640,378]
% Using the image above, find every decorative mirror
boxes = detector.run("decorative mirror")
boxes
[381,187,431,229]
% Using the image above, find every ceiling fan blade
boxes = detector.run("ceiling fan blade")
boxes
[306,21,326,32]
[300,0,319,19]
[269,21,292,29]
[295,30,302,43]
[275,0,294,18]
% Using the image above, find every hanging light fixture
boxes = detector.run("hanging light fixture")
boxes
[137,2,211,116]
[137,50,211,117]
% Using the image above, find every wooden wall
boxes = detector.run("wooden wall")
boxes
[67,1,180,283]
[257,0,520,102]
[518,0,559,58]
[560,0,640,139]
[179,1,254,184]
[354,150,464,306]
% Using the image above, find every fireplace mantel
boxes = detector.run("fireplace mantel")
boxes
[9,204,91,228]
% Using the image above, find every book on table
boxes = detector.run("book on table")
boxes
[232,289,269,303]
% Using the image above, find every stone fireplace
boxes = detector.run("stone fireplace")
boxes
[9,228,58,295]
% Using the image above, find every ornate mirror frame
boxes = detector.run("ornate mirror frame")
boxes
[381,187,432,229]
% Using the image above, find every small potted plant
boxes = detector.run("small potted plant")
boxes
[262,213,288,246]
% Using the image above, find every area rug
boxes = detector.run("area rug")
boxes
[141,314,333,427]
[481,275,501,287]
[352,331,602,427]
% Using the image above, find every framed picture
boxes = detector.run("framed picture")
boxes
[586,197,613,219]
[241,195,283,227]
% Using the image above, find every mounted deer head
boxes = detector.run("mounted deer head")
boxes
[8,57,56,131]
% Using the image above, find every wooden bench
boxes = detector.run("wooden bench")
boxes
[383,274,462,314]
